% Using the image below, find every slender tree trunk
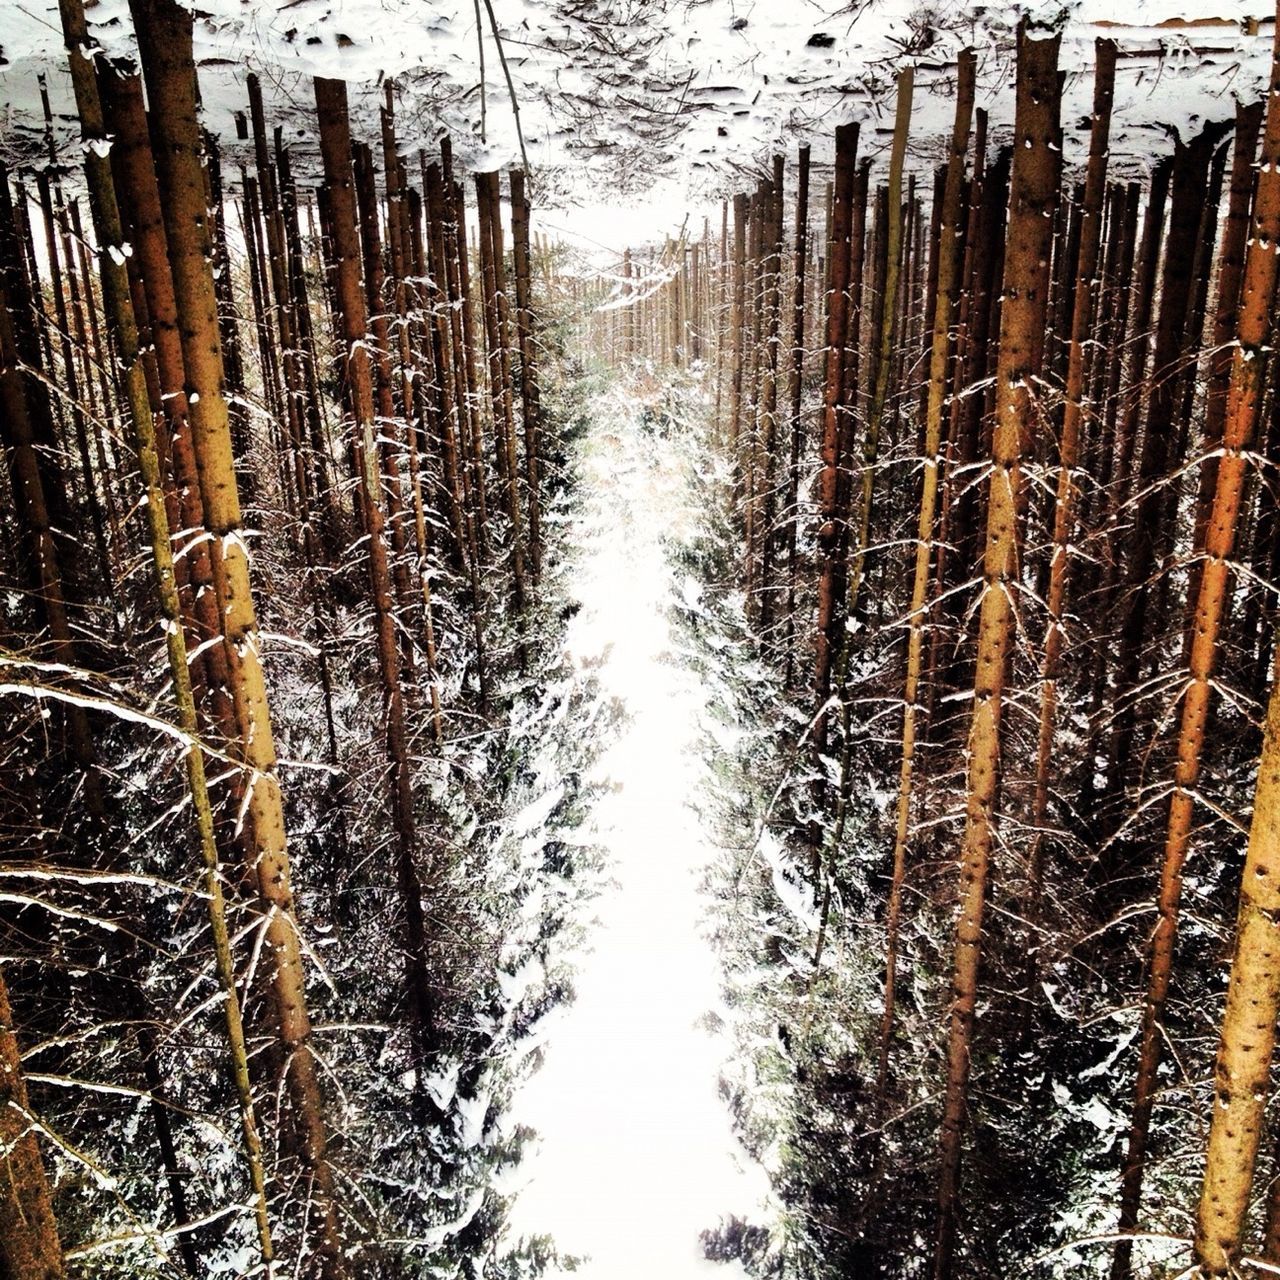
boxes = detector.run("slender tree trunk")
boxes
[933,29,1061,1280]
[476,170,528,615]
[510,169,543,583]
[1125,71,1280,1279]
[784,145,811,689]
[1105,125,1226,813]
[813,124,859,750]
[55,11,278,1265]
[848,68,913,619]
[0,286,103,818]
[730,193,748,462]
[448,171,491,568]
[424,163,488,710]
[1183,99,1264,641]
[313,76,439,1096]
[97,61,236,757]
[1024,39,1116,923]
[352,140,422,675]
[36,171,114,596]
[879,49,976,1098]
[0,965,65,1280]
[129,7,346,1273]
[758,157,784,635]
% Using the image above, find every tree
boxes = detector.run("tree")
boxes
[1025,38,1117,925]
[880,48,976,1097]
[933,27,1061,1279]
[128,4,346,1272]
[0,966,65,1280]
[314,75,439,1092]
[1185,26,1280,1273]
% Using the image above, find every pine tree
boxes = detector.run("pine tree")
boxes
[933,28,1061,1279]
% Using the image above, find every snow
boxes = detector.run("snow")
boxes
[503,391,769,1276]
[2,0,1274,263]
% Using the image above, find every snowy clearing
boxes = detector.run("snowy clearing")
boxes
[503,387,770,1277]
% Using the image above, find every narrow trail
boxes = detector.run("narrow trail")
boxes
[506,395,767,1277]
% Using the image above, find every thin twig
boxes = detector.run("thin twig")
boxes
[481,0,531,181]
[472,0,487,142]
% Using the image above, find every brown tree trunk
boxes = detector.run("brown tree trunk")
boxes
[847,68,913,620]
[129,6,346,1273]
[1183,99,1264,640]
[784,145,811,689]
[0,284,103,818]
[1133,70,1280,1278]
[813,124,859,749]
[476,170,528,615]
[313,76,439,1094]
[352,140,421,675]
[96,60,235,756]
[55,10,277,1261]
[1104,125,1226,813]
[510,169,543,583]
[879,48,976,1098]
[758,157,784,634]
[933,28,1061,1280]
[730,193,748,460]
[0,965,65,1280]
[1025,38,1116,922]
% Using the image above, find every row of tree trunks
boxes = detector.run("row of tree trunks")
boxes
[2,4,559,1267]
[1191,24,1280,1272]
[314,76,438,1099]
[130,4,348,1274]
[55,2,276,1265]
[574,11,1280,1270]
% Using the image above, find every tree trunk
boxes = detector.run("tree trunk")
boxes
[1104,124,1227,815]
[847,68,913,620]
[933,28,1061,1280]
[313,77,440,1096]
[879,48,976,1099]
[55,10,277,1262]
[784,145,811,689]
[476,170,528,615]
[1024,38,1116,924]
[813,124,859,748]
[0,965,65,1280]
[510,169,544,584]
[128,6,346,1273]
[1149,55,1280,1276]
[1183,99,1264,642]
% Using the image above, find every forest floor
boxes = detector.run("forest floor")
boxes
[503,381,769,1277]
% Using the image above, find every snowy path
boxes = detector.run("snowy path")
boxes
[505,397,767,1276]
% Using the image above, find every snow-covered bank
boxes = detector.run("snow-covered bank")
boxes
[503,383,769,1277]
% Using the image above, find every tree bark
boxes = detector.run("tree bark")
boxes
[879,48,976,1098]
[55,9,277,1262]
[1168,53,1280,1276]
[128,6,346,1273]
[933,28,1061,1280]
[847,68,913,620]
[813,124,859,749]
[313,77,439,1096]
[510,169,544,583]
[0,965,65,1280]
[1025,38,1116,924]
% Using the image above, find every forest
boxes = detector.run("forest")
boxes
[4,0,1280,1277]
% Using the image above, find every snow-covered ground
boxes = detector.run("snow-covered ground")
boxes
[503,389,769,1276]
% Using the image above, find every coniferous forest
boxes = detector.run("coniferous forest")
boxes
[5,2,1280,1278]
